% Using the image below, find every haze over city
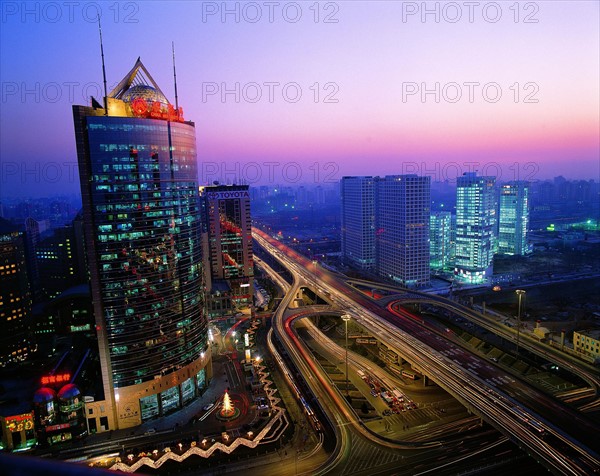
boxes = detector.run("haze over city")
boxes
[1,1,599,198]
[1,2,599,476]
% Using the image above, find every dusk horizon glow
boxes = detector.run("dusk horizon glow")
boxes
[1,1,599,197]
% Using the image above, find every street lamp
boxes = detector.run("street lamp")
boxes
[341,314,351,398]
[516,289,526,355]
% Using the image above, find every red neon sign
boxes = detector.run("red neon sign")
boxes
[41,373,71,385]
[130,98,184,122]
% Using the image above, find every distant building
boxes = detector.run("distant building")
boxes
[573,330,600,362]
[340,176,376,270]
[24,217,41,300]
[33,284,94,339]
[200,184,254,315]
[376,175,431,287]
[0,218,33,367]
[430,211,452,271]
[498,181,531,255]
[341,175,430,287]
[35,225,83,300]
[454,172,496,284]
[73,58,211,430]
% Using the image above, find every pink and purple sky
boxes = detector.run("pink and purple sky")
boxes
[1,1,598,197]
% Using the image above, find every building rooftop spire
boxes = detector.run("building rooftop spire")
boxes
[108,58,169,103]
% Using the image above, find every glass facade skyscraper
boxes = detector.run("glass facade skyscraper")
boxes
[73,59,210,429]
[430,211,452,271]
[376,175,431,287]
[498,181,530,255]
[455,173,496,284]
[341,175,430,287]
[340,176,376,270]
[200,185,254,314]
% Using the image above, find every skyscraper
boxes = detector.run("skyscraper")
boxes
[340,176,376,270]
[455,172,496,283]
[200,184,254,315]
[0,218,33,367]
[498,181,530,255]
[35,225,82,299]
[73,59,210,430]
[430,211,452,271]
[376,175,431,287]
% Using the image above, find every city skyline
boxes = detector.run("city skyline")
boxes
[1,2,600,474]
[1,1,599,198]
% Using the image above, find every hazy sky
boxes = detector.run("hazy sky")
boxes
[1,1,599,197]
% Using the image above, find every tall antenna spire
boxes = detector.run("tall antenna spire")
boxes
[172,41,179,116]
[98,15,108,115]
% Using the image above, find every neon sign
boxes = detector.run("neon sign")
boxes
[5,414,34,432]
[41,373,71,385]
[130,97,184,122]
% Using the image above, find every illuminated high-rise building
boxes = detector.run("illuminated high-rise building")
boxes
[200,184,254,315]
[455,172,496,283]
[0,218,33,366]
[375,175,431,287]
[35,225,82,299]
[498,181,530,255]
[340,176,376,270]
[73,59,211,430]
[430,211,452,271]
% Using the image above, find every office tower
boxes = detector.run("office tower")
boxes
[430,211,452,271]
[0,218,33,366]
[498,181,531,255]
[72,210,88,282]
[200,184,253,315]
[340,176,376,270]
[24,217,41,301]
[376,175,431,287]
[35,225,82,299]
[73,59,211,430]
[455,172,496,283]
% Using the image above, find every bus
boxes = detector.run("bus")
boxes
[401,370,418,380]
[392,389,404,402]
[356,338,378,344]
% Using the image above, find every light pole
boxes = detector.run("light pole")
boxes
[516,289,526,355]
[341,314,351,398]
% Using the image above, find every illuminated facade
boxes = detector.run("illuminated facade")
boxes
[455,173,496,283]
[430,211,452,271]
[73,59,211,430]
[0,413,35,451]
[201,185,254,312]
[0,219,33,367]
[375,175,431,287]
[35,225,82,299]
[341,176,376,270]
[498,181,531,255]
[573,330,600,362]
